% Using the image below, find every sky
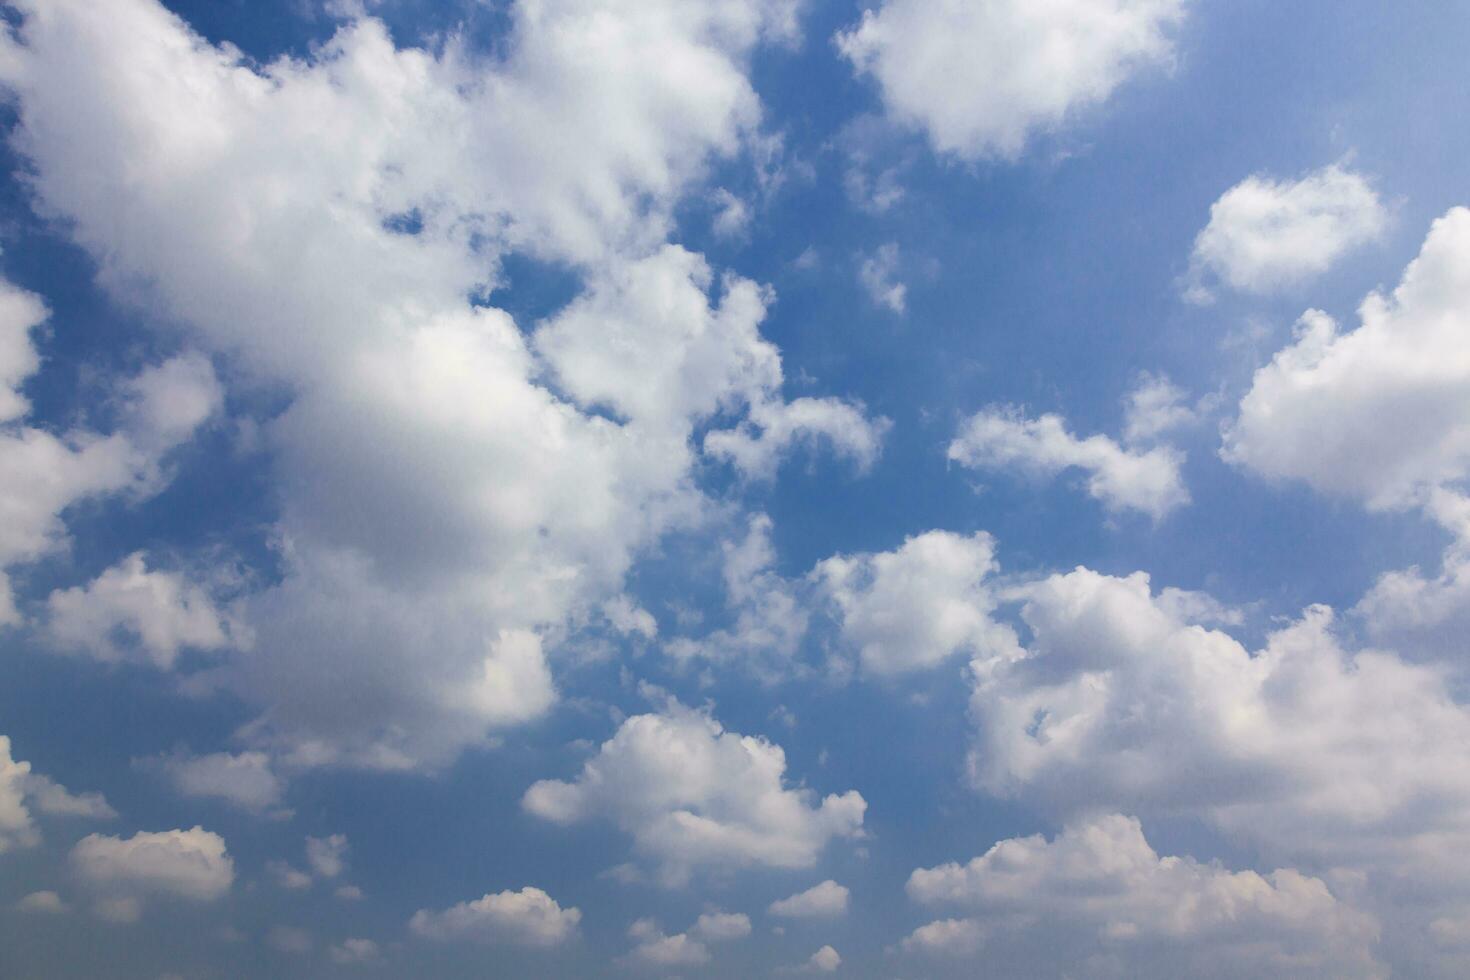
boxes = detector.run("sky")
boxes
[1,1,1469,977]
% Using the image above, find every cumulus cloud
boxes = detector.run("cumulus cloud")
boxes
[0,276,220,627]
[0,735,114,853]
[814,530,1018,676]
[1224,207,1470,511]
[15,890,68,913]
[837,0,1187,160]
[522,700,865,884]
[949,408,1188,518]
[71,827,234,920]
[903,814,1382,978]
[769,880,849,918]
[626,911,750,967]
[305,834,349,879]
[0,0,880,769]
[805,945,841,971]
[1122,373,1199,445]
[45,553,244,669]
[969,565,1470,883]
[1186,165,1386,301]
[150,751,285,814]
[409,886,581,947]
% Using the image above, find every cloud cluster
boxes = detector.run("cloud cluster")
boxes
[523,700,865,884]
[0,0,880,770]
[410,886,581,947]
[0,735,114,853]
[70,826,233,922]
[949,407,1189,518]
[1186,165,1386,301]
[903,814,1382,978]
[838,0,1187,159]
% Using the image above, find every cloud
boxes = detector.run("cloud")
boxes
[949,408,1188,518]
[769,880,850,918]
[15,890,68,913]
[266,926,313,954]
[626,911,751,967]
[409,886,581,947]
[1122,373,1199,445]
[806,945,841,971]
[328,938,380,964]
[0,0,878,770]
[1,735,114,853]
[0,276,221,626]
[857,242,906,314]
[837,0,1187,160]
[903,814,1382,978]
[1186,165,1386,301]
[71,827,234,919]
[45,553,244,669]
[814,531,1019,676]
[522,699,865,884]
[1224,207,1470,511]
[968,565,1470,883]
[305,834,348,879]
[151,751,284,814]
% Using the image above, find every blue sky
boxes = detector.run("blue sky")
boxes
[2,1,1470,977]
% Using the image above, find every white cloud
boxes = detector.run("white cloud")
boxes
[1186,165,1386,301]
[522,699,865,884]
[814,530,1018,676]
[329,938,380,964]
[15,890,68,913]
[949,408,1189,518]
[305,834,348,879]
[903,814,1382,978]
[769,880,850,918]
[628,920,710,967]
[71,827,234,918]
[45,553,244,669]
[1122,373,1197,445]
[409,886,581,947]
[837,0,1187,160]
[857,242,906,314]
[0,735,114,853]
[693,910,752,941]
[665,514,809,675]
[0,276,220,626]
[1224,207,1470,511]
[0,0,877,769]
[704,396,890,481]
[268,861,312,891]
[969,565,1470,883]
[806,945,841,972]
[153,751,284,813]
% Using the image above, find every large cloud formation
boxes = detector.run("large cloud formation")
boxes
[0,0,882,769]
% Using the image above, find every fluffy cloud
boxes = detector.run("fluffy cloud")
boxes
[522,700,865,884]
[814,531,1018,676]
[626,911,750,967]
[0,0,878,769]
[15,890,68,913]
[837,0,1187,160]
[1122,373,1199,445]
[0,735,114,853]
[0,277,220,626]
[45,553,244,669]
[1186,165,1386,301]
[969,565,1470,883]
[70,827,234,920]
[769,880,849,918]
[329,938,380,964]
[1224,207,1470,511]
[152,751,285,814]
[409,886,581,946]
[805,945,841,972]
[949,408,1188,518]
[903,814,1382,978]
